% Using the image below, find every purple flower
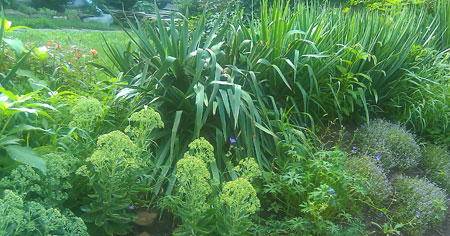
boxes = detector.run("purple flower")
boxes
[352,146,356,152]
[329,189,335,194]
[376,154,381,160]
[229,137,236,143]
[416,211,421,216]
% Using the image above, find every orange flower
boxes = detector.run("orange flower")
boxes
[76,52,81,57]
[56,44,62,50]
[90,49,98,55]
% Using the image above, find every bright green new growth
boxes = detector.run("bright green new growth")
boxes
[184,137,215,164]
[176,155,212,212]
[220,177,260,217]
[125,106,164,145]
[0,190,89,236]
[69,97,104,130]
[232,157,261,182]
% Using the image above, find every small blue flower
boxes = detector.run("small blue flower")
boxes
[416,211,421,216]
[376,154,381,160]
[128,205,133,210]
[301,122,306,127]
[329,189,335,194]
[229,137,236,143]
[352,146,356,152]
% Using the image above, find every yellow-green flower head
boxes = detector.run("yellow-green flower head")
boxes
[232,157,261,182]
[125,106,164,137]
[220,177,260,216]
[69,97,104,130]
[176,155,211,195]
[87,131,139,167]
[184,137,215,164]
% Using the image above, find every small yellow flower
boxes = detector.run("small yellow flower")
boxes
[1,18,11,30]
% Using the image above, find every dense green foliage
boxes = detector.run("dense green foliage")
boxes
[1,0,450,235]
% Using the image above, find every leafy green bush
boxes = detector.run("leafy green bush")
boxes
[345,155,393,207]
[262,148,365,234]
[0,190,88,236]
[31,0,68,11]
[392,176,448,235]
[0,152,79,208]
[76,130,153,235]
[421,145,450,194]
[354,119,421,170]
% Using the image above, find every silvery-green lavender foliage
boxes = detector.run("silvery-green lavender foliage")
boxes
[393,176,448,236]
[0,152,78,207]
[0,190,88,236]
[69,97,104,130]
[345,155,393,207]
[354,119,421,170]
[421,145,450,195]
[76,130,152,235]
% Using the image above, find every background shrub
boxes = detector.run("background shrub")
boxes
[31,0,68,12]
[392,176,448,235]
[354,119,421,170]
[421,145,450,195]
[93,0,138,10]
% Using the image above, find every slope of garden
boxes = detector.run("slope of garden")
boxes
[1,0,450,235]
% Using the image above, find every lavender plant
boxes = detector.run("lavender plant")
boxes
[345,155,393,207]
[421,145,450,195]
[354,119,421,171]
[393,176,448,235]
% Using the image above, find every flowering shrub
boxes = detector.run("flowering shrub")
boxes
[0,190,88,236]
[69,97,104,131]
[76,130,152,235]
[393,176,448,235]
[345,155,393,207]
[354,119,421,170]
[421,145,450,194]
